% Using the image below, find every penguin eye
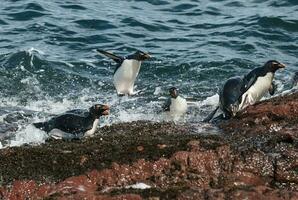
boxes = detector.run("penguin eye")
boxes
[93,105,100,111]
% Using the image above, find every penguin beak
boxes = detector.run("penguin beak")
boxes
[230,104,239,117]
[278,63,286,68]
[101,105,110,115]
[143,53,151,60]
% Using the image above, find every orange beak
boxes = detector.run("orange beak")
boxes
[279,63,286,68]
[101,105,110,115]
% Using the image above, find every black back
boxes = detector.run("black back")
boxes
[34,113,94,134]
[113,51,145,74]
[220,76,243,116]
[240,67,268,95]
[97,49,150,75]
[241,60,285,94]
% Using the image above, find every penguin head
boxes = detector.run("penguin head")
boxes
[228,103,239,117]
[89,104,110,118]
[128,50,151,61]
[169,87,179,99]
[264,60,286,73]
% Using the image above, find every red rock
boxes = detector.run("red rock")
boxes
[152,158,171,175]
[53,175,97,197]
[86,169,102,185]
[177,189,205,200]
[0,186,7,199]
[225,171,265,188]
[188,150,220,176]
[4,180,37,200]
[97,169,118,186]
[177,188,225,200]
[230,187,298,200]
[110,194,143,200]
[233,152,274,177]
[187,140,202,152]
[275,151,298,183]
[171,151,189,167]
[33,183,53,199]
[130,159,153,180]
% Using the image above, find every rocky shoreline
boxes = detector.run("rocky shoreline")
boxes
[0,93,297,199]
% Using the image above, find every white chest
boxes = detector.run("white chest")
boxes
[170,96,187,115]
[85,119,99,137]
[113,59,141,95]
[246,72,273,101]
[240,72,274,109]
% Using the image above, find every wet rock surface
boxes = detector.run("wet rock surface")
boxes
[0,93,297,199]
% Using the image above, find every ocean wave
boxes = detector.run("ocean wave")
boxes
[24,2,47,11]
[0,0,297,147]
[7,10,47,21]
[59,4,87,10]
[121,17,172,32]
[258,16,298,32]
[74,19,116,30]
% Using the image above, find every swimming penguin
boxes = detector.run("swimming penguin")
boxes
[238,60,285,110]
[97,49,151,96]
[203,60,285,122]
[203,76,244,122]
[163,87,187,118]
[292,72,298,88]
[33,104,109,139]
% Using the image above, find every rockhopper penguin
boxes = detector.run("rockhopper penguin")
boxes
[33,104,110,139]
[97,49,151,96]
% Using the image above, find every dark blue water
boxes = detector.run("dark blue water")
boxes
[0,0,297,147]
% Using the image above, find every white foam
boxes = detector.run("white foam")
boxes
[117,109,156,123]
[27,47,45,55]
[0,90,223,148]
[153,87,162,95]
[200,94,219,106]
[7,124,48,148]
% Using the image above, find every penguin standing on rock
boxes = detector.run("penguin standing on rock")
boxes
[204,60,285,122]
[97,49,151,96]
[238,60,285,110]
[203,76,244,122]
[163,87,187,118]
[33,104,110,139]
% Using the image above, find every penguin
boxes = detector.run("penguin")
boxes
[203,76,244,122]
[203,60,285,122]
[163,87,187,118]
[238,60,285,110]
[292,72,298,88]
[33,104,109,139]
[97,49,151,96]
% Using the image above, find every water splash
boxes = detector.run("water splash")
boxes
[7,124,48,147]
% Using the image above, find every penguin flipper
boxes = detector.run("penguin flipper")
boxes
[96,49,123,63]
[269,82,277,95]
[33,122,47,131]
[202,106,219,122]
[162,98,171,112]
[241,73,257,95]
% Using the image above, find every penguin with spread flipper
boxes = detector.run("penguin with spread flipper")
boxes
[97,50,151,96]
